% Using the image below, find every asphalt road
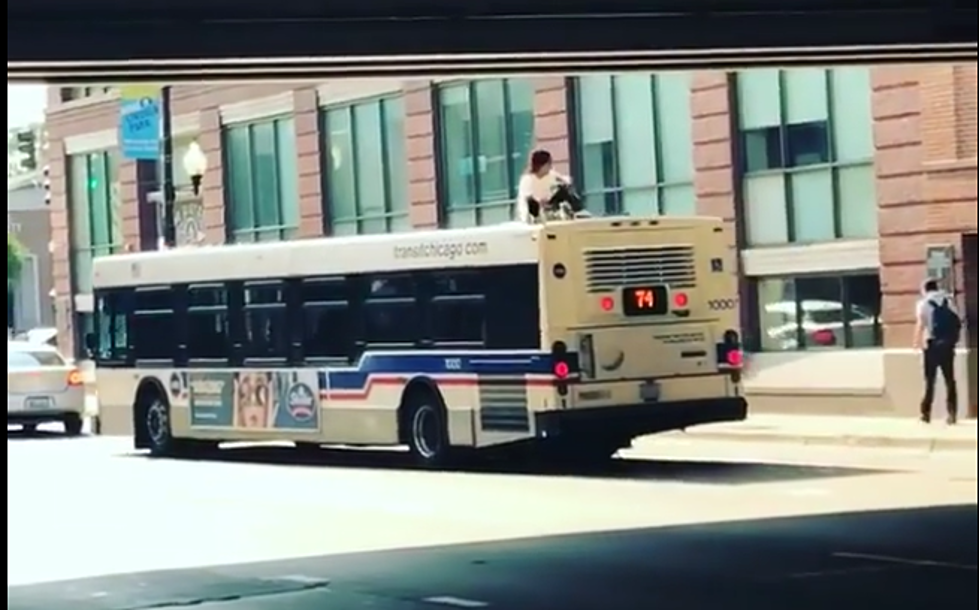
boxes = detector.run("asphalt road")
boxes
[7,428,977,610]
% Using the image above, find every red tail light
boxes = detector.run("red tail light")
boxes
[600,296,615,311]
[673,292,689,308]
[811,329,836,346]
[553,361,570,379]
[67,369,84,386]
[726,349,743,367]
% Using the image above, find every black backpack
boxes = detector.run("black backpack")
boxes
[929,298,962,346]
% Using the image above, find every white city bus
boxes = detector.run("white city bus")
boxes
[90,216,746,465]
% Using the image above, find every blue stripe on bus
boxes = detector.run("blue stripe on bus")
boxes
[320,351,554,391]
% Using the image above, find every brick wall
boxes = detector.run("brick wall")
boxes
[873,65,979,347]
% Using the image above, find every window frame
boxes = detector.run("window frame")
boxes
[321,95,409,235]
[747,271,883,353]
[435,79,535,227]
[222,116,299,243]
[570,74,696,217]
[735,69,876,245]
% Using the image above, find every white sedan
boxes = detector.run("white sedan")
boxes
[7,340,87,435]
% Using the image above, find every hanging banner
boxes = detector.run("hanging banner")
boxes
[118,85,162,160]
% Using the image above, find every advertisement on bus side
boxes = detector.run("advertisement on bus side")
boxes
[188,370,320,431]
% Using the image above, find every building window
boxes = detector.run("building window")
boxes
[223,117,299,243]
[60,87,113,102]
[437,79,535,227]
[323,96,409,235]
[754,272,882,352]
[574,73,695,217]
[736,68,878,246]
[67,150,121,296]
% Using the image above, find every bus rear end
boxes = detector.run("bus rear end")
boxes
[537,216,747,449]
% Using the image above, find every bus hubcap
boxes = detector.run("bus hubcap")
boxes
[147,402,169,446]
[413,406,440,458]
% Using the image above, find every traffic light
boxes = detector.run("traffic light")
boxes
[42,165,51,205]
[15,130,37,171]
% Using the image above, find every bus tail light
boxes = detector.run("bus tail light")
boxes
[716,330,743,378]
[67,369,84,387]
[599,296,615,312]
[673,292,689,309]
[551,341,578,397]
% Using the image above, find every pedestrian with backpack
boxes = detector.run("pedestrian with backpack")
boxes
[912,279,962,424]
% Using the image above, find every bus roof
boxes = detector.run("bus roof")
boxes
[92,215,722,289]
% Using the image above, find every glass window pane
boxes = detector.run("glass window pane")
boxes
[655,72,694,182]
[331,220,358,236]
[389,214,412,233]
[613,74,656,190]
[620,188,657,217]
[224,126,254,233]
[796,276,843,350]
[744,173,788,245]
[274,118,299,229]
[479,202,513,225]
[382,97,408,216]
[830,67,874,162]
[506,79,535,194]
[844,274,882,348]
[838,163,878,238]
[785,121,830,167]
[742,127,782,172]
[88,153,110,248]
[757,278,797,352]
[439,84,476,209]
[445,208,477,229]
[578,75,615,145]
[358,217,388,235]
[660,183,696,216]
[783,68,829,124]
[790,169,835,243]
[474,80,509,203]
[251,122,281,229]
[326,108,357,222]
[737,69,781,129]
[353,102,386,216]
[68,154,91,250]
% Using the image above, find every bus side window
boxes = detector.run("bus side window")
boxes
[486,264,540,350]
[131,287,176,362]
[363,273,417,348]
[95,290,130,363]
[430,272,485,347]
[301,278,352,363]
[243,281,288,363]
[187,284,230,363]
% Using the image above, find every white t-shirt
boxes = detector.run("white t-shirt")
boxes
[516,171,569,223]
[916,290,954,340]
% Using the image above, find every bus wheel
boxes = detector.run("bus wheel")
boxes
[144,394,175,457]
[406,399,450,468]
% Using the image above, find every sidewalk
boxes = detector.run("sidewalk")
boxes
[667,414,977,452]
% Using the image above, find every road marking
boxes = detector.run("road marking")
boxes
[833,552,978,571]
[423,596,490,608]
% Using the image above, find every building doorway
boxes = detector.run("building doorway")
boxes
[964,233,977,418]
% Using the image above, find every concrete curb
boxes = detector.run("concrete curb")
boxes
[678,430,977,452]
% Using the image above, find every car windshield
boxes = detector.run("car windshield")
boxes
[7,350,65,369]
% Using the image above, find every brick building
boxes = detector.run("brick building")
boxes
[44,65,977,417]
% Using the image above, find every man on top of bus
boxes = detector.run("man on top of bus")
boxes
[517,149,580,224]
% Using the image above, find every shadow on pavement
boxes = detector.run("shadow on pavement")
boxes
[131,443,894,486]
[8,504,977,610]
[6,427,85,441]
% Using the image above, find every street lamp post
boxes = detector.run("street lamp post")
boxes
[159,86,176,248]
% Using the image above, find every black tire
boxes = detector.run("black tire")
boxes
[143,393,176,457]
[405,395,451,468]
[63,414,84,437]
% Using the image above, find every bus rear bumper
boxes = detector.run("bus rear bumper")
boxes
[534,396,748,441]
